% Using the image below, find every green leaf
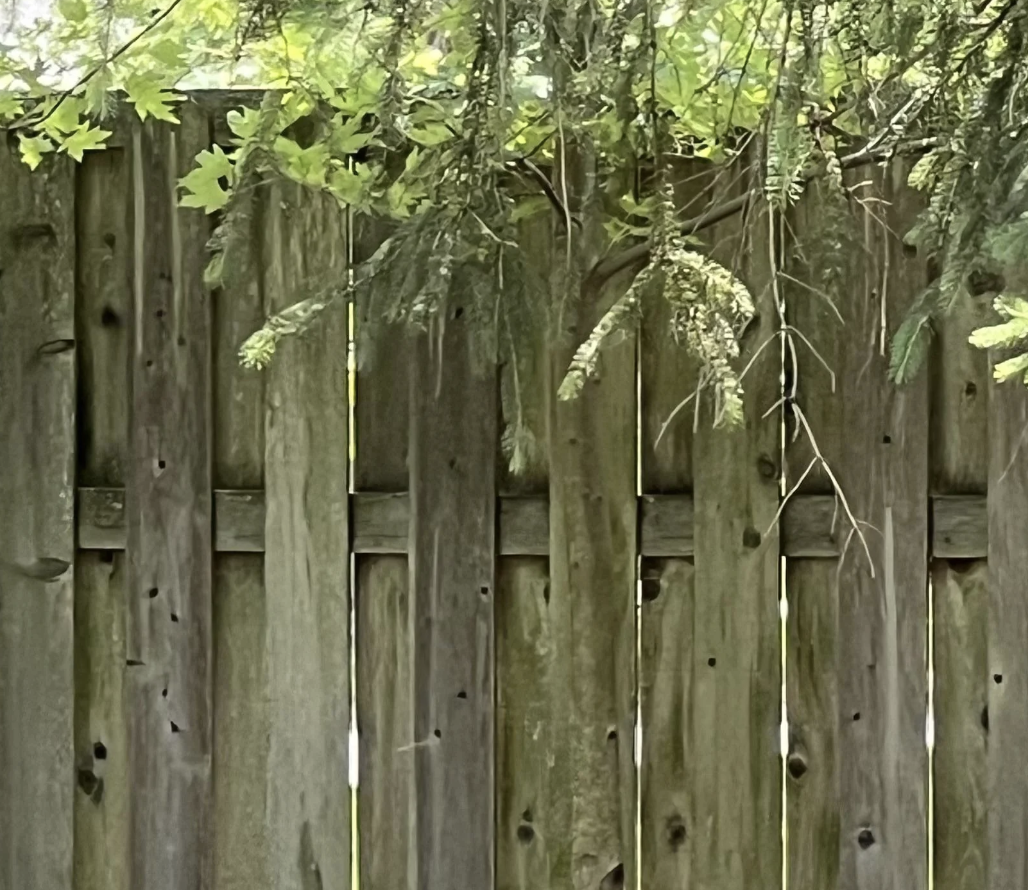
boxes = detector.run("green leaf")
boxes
[178,145,235,212]
[969,318,1028,349]
[994,352,1028,383]
[889,313,932,385]
[125,73,182,123]
[57,0,88,23]
[510,194,551,223]
[18,134,54,170]
[60,122,111,161]
[274,137,330,187]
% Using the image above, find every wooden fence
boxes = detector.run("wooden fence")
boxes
[0,96,1015,890]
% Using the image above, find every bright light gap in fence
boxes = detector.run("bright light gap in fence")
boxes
[926,571,935,890]
[345,185,360,890]
[634,314,643,890]
[778,250,789,890]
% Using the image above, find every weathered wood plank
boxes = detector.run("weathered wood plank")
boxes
[212,555,269,890]
[496,558,557,890]
[548,171,637,890]
[356,556,414,890]
[354,213,414,890]
[76,148,131,486]
[408,303,497,888]
[74,554,130,890]
[77,486,992,557]
[933,496,987,560]
[689,156,782,890]
[987,364,1028,890]
[211,171,270,890]
[124,109,214,890]
[495,208,557,890]
[930,248,989,890]
[639,559,695,889]
[786,559,841,888]
[785,165,928,890]
[932,559,987,890]
[0,144,77,890]
[262,181,350,888]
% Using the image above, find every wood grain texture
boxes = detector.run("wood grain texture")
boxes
[213,555,269,890]
[930,257,989,890]
[786,560,840,890]
[211,178,270,890]
[688,159,782,890]
[548,191,637,890]
[986,364,1028,890]
[354,211,414,890]
[785,166,928,890]
[408,306,497,889]
[76,148,131,487]
[124,109,214,890]
[262,181,350,889]
[74,554,130,890]
[0,144,77,890]
[74,146,131,890]
[639,559,695,890]
[356,556,414,890]
[932,559,987,890]
[496,558,558,890]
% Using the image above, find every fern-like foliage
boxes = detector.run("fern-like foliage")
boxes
[969,295,1028,383]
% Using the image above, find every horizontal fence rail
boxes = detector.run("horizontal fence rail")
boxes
[77,487,989,558]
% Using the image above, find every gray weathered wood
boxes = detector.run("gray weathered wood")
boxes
[786,559,841,889]
[124,110,214,890]
[547,159,638,889]
[689,156,782,890]
[785,165,928,890]
[408,305,497,889]
[930,256,989,890]
[74,146,132,890]
[639,559,696,888]
[74,554,130,890]
[496,557,557,890]
[0,143,77,890]
[262,181,351,889]
[356,556,414,890]
[933,560,987,890]
[933,496,987,559]
[211,172,271,890]
[987,359,1028,890]
[494,209,559,890]
[354,214,414,890]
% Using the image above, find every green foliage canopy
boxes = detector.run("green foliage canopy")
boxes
[4,0,1028,442]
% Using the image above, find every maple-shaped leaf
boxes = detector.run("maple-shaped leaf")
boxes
[178,145,235,213]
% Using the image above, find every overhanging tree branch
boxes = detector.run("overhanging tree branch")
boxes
[584,135,945,292]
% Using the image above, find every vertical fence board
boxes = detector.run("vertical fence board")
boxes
[638,160,705,890]
[691,160,782,890]
[931,285,989,890]
[785,166,928,890]
[496,209,555,890]
[987,368,1028,890]
[354,218,415,890]
[786,559,840,888]
[212,188,269,890]
[497,557,557,890]
[639,558,695,888]
[549,186,637,890]
[356,556,413,890]
[0,146,76,890]
[408,301,497,889]
[932,560,987,890]
[124,108,214,890]
[74,147,131,890]
[74,554,130,890]
[262,183,350,889]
